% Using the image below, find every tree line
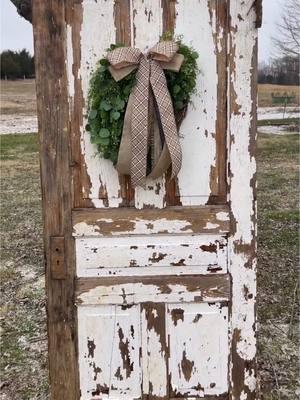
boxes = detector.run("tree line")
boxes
[1,49,35,80]
[258,56,299,85]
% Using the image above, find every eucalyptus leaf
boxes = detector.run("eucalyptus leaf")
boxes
[114,98,125,110]
[99,128,110,138]
[173,85,181,94]
[89,109,97,119]
[111,111,121,121]
[97,137,110,145]
[100,100,112,111]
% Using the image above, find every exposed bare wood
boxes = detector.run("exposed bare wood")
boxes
[75,274,231,305]
[32,0,79,398]
[50,237,66,280]
[215,0,228,199]
[72,205,230,237]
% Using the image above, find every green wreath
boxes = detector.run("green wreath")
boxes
[86,35,199,164]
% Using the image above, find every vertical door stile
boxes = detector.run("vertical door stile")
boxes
[228,1,257,399]
[131,0,166,209]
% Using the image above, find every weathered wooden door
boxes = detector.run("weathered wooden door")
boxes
[33,0,261,399]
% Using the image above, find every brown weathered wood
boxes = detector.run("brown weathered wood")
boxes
[72,205,230,236]
[114,0,136,207]
[75,274,231,304]
[141,302,169,399]
[255,0,263,28]
[162,0,176,35]
[50,237,66,280]
[215,0,228,199]
[32,0,79,398]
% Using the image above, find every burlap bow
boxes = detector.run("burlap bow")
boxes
[107,41,184,187]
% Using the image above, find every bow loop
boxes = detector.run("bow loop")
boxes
[107,47,142,69]
[149,41,179,62]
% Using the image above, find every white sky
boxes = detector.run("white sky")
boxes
[0,0,283,62]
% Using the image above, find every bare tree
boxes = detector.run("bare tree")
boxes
[10,0,32,23]
[273,0,300,57]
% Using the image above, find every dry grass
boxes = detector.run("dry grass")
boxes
[0,79,37,115]
[258,84,299,107]
[0,80,299,114]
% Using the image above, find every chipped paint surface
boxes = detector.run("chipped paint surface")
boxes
[76,275,230,306]
[228,0,257,398]
[76,235,227,277]
[78,305,141,399]
[174,0,218,205]
[72,206,230,237]
[168,303,228,396]
[76,0,123,207]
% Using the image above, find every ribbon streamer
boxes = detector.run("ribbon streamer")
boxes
[107,41,184,187]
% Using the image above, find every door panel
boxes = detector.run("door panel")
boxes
[76,235,227,277]
[167,303,228,397]
[78,305,141,400]
[78,302,229,399]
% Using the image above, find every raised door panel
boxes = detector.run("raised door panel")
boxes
[77,301,229,399]
[167,303,229,397]
[75,235,227,277]
[78,305,141,400]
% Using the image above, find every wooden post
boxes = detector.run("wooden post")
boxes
[32,1,79,399]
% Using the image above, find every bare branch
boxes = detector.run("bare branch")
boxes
[272,0,300,57]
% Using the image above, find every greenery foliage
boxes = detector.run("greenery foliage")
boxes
[1,49,34,80]
[87,37,199,164]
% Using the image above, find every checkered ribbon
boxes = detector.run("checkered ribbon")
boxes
[107,41,184,187]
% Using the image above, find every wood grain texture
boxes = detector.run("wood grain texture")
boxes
[72,205,230,236]
[32,0,79,398]
[75,274,231,305]
[50,236,66,280]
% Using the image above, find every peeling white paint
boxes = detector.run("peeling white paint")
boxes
[216,211,230,221]
[78,305,141,400]
[80,0,123,208]
[78,281,229,306]
[76,235,227,277]
[203,222,220,230]
[228,0,257,397]
[167,303,228,395]
[174,0,218,205]
[66,24,74,99]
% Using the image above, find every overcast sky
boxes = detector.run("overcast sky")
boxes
[1,0,283,62]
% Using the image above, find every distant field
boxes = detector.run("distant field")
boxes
[0,79,37,115]
[258,84,299,107]
[0,80,299,116]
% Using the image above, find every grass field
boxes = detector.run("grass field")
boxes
[0,79,37,115]
[0,132,299,399]
[0,80,299,113]
[258,84,300,107]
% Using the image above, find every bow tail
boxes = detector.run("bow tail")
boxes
[130,57,150,187]
[149,60,182,180]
